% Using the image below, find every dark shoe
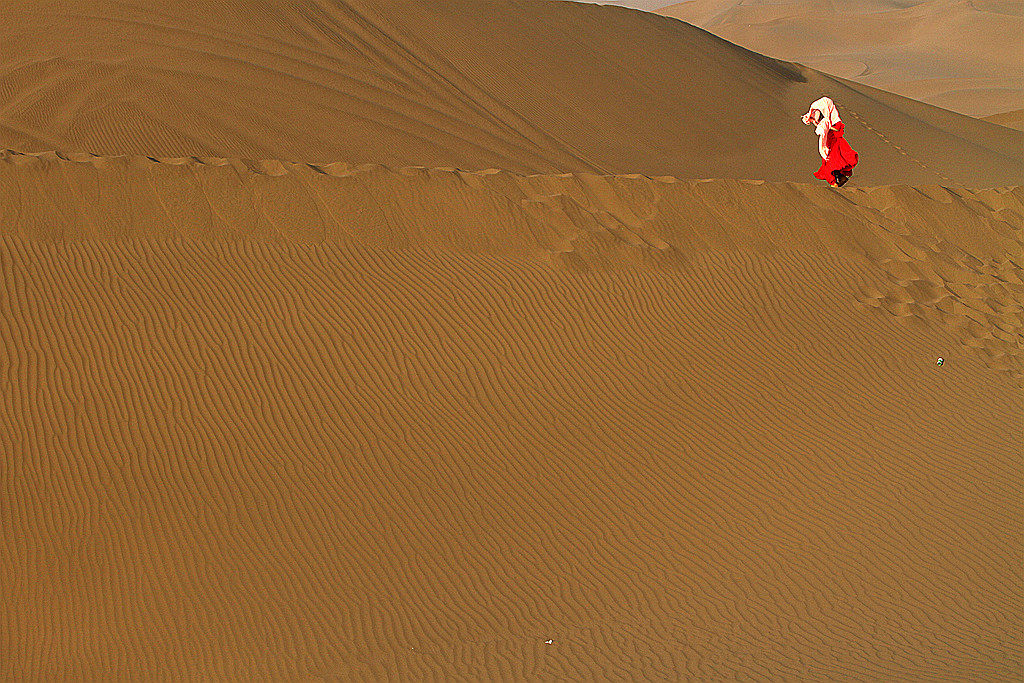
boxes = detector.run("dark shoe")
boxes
[833,170,850,187]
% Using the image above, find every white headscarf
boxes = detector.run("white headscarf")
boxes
[802,97,842,160]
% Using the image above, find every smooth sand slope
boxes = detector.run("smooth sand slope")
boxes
[0,0,1020,185]
[1,0,1022,679]
[985,108,1024,131]
[659,0,1024,119]
[2,150,1022,678]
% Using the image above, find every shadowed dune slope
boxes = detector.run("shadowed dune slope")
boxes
[2,150,1022,678]
[0,0,1020,185]
[985,108,1024,131]
[658,0,1024,119]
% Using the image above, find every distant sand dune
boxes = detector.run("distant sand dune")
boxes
[0,0,1019,185]
[659,0,1024,118]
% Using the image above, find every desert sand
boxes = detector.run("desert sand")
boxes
[1,0,1022,679]
[985,107,1024,130]
[659,0,1024,120]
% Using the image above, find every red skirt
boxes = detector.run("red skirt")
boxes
[813,123,858,182]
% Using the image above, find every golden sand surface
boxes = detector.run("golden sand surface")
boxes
[1,0,1021,678]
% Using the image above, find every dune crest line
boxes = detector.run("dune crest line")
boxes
[2,147,1020,377]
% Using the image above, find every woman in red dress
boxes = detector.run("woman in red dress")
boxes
[802,97,858,187]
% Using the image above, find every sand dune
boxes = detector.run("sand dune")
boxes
[659,0,1024,119]
[985,108,1024,131]
[0,0,1020,185]
[2,149,1022,678]
[1,0,1022,679]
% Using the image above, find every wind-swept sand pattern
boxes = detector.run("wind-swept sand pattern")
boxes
[1,149,1021,375]
[1,0,1022,678]
[2,149,1022,678]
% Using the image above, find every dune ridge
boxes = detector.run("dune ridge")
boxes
[3,147,1020,379]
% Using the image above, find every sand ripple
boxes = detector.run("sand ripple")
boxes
[1,149,1020,678]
